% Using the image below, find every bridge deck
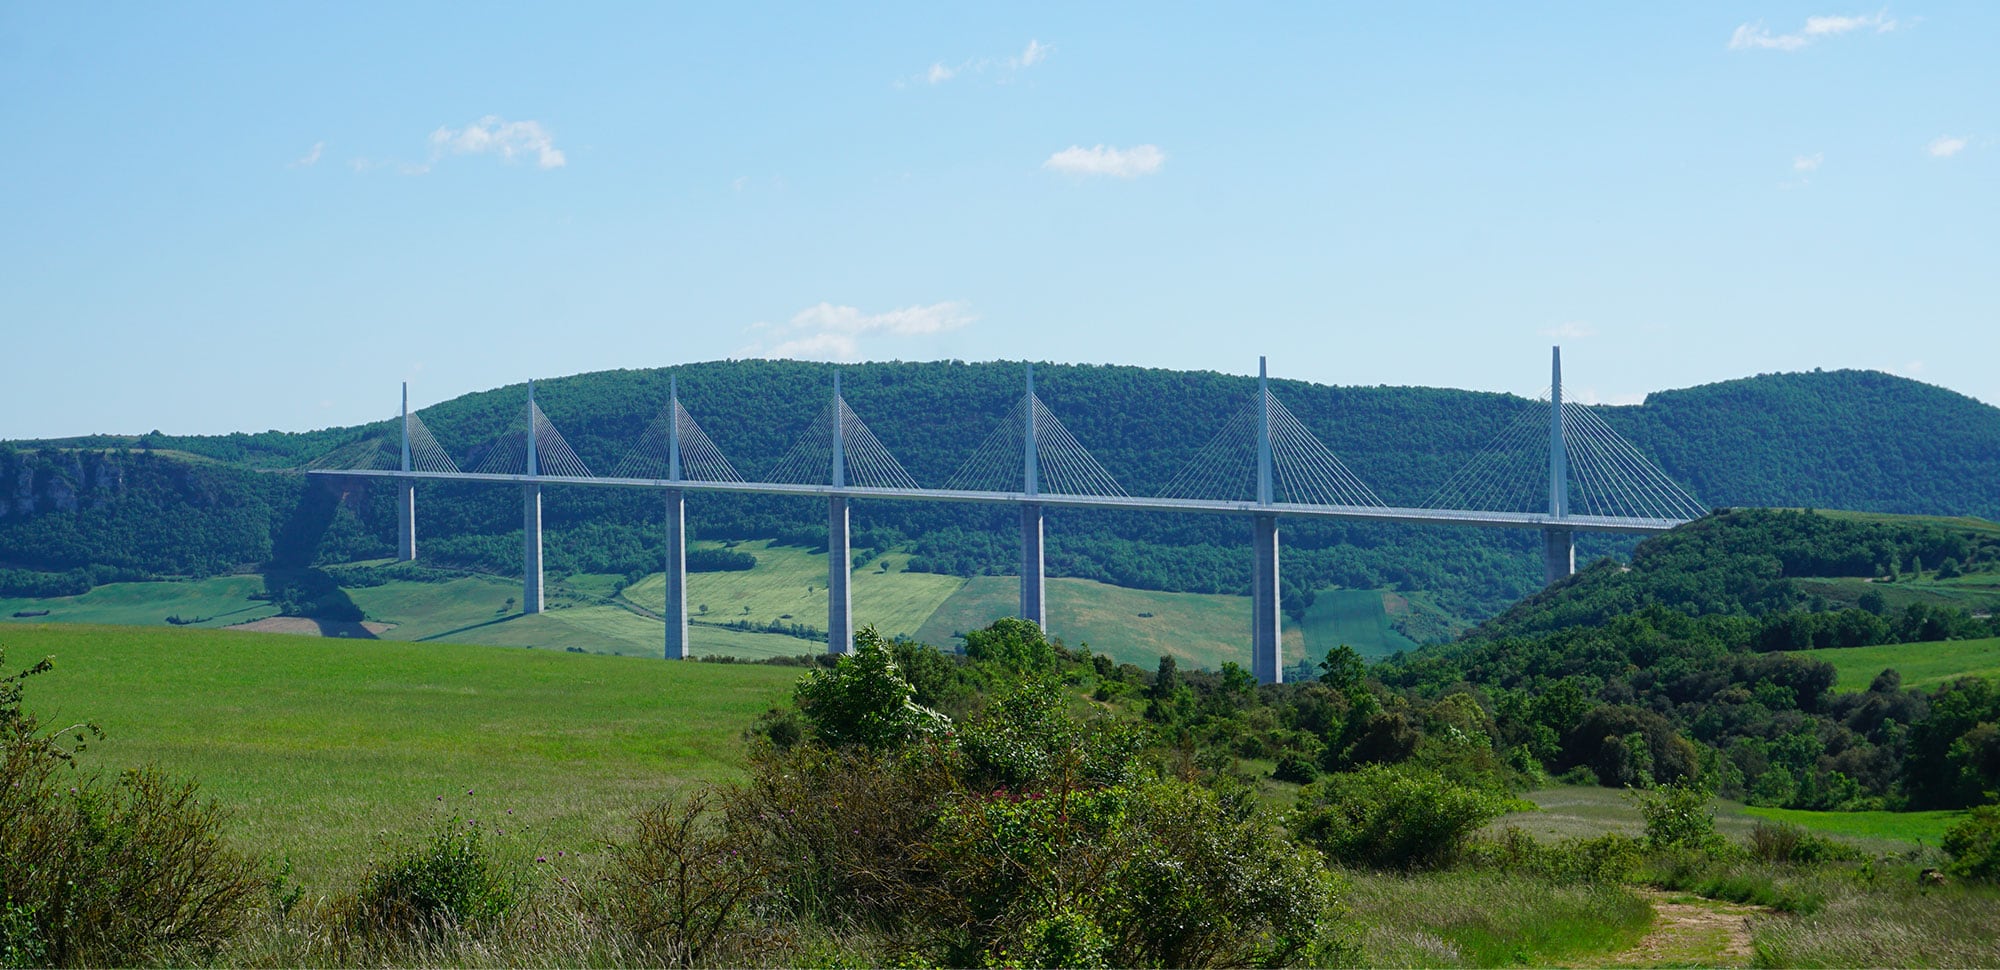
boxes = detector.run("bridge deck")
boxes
[308,468,1684,534]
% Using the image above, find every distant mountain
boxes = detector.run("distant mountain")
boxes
[4,363,1997,629]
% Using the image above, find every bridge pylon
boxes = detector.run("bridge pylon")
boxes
[1252,357,1282,684]
[1544,347,1574,584]
[397,382,416,562]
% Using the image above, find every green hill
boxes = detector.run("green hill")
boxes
[6,363,1999,644]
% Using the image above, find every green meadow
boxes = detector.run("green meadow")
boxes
[1499,785,1963,854]
[1799,636,2000,693]
[2,623,802,889]
[3,538,1429,669]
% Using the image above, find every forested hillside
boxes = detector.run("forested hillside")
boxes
[5,363,1998,631]
[1380,509,2000,810]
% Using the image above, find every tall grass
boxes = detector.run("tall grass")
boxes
[1339,869,1652,967]
[1750,880,2000,968]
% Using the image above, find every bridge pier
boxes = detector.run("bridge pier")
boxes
[1543,527,1574,585]
[827,495,853,654]
[1251,513,1282,684]
[664,489,689,659]
[1020,503,1046,629]
[396,482,416,561]
[522,484,544,614]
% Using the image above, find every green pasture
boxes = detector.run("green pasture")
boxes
[1500,785,1961,854]
[621,540,965,644]
[1798,636,2000,693]
[1299,588,1419,660]
[2,624,803,890]
[0,575,281,629]
[1798,576,2000,614]
[913,574,1308,672]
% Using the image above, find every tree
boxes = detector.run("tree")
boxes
[791,628,950,751]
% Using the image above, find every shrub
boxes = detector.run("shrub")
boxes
[600,792,770,967]
[1941,804,2000,882]
[792,629,950,751]
[346,818,513,938]
[1465,827,1643,883]
[1746,821,1863,865]
[1292,764,1505,869]
[1,652,262,966]
[1632,779,1724,851]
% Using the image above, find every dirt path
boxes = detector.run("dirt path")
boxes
[1593,889,1769,968]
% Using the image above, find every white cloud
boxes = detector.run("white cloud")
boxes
[1042,144,1165,178]
[1729,23,1810,50]
[749,301,977,361]
[1794,152,1824,172]
[1540,321,1597,339]
[914,39,1050,86]
[1728,11,1896,51]
[290,141,324,168]
[1804,11,1897,35]
[1927,135,1968,157]
[427,116,566,169]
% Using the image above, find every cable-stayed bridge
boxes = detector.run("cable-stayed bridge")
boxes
[309,349,1705,682]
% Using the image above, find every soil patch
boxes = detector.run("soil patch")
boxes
[1594,889,1768,968]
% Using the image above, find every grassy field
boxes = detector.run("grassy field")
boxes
[2,623,803,890]
[1499,785,1963,854]
[1299,588,1419,660]
[1798,636,2000,693]
[621,540,966,643]
[5,551,1443,671]
[0,575,283,630]
[913,574,1312,671]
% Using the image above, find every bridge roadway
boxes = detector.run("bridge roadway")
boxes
[312,467,1679,534]
[310,465,1680,684]
[314,348,1698,682]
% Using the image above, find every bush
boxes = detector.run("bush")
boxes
[792,629,950,751]
[1465,827,1643,883]
[346,818,513,938]
[1632,779,1724,851]
[1942,804,2000,882]
[1746,821,1864,865]
[600,792,770,967]
[1292,764,1505,869]
[1,652,262,966]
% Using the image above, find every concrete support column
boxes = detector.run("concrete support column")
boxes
[664,489,688,659]
[522,484,544,614]
[827,495,853,654]
[396,482,416,561]
[1020,503,1046,629]
[1251,513,1282,684]
[1543,527,1575,585]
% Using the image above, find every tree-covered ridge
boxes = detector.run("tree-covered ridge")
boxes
[1373,509,2000,811]
[4,364,1998,628]
[1468,508,2000,642]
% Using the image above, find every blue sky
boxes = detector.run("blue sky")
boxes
[2,3,1993,439]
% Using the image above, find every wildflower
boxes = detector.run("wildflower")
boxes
[537,856,547,863]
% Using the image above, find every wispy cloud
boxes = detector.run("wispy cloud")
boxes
[912,38,1051,86]
[1927,135,1968,157]
[1042,144,1165,178]
[746,301,976,361]
[428,116,566,169]
[290,141,324,168]
[1794,153,1825,172]
[1728,10,1897,51]
[1540,321,1597,340]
